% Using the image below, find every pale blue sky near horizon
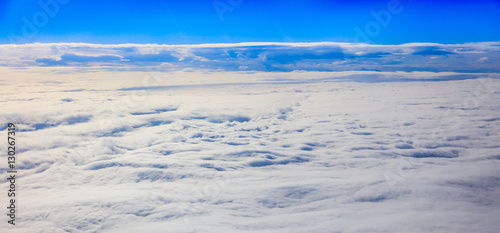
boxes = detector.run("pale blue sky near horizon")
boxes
[0,0,499,45]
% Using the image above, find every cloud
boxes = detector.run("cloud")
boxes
[478,57,491,64]
[2,42,500,72]
[34,57,63,66]
[61,53,122,62]
[2,67,499,232]
[35,53,123,66]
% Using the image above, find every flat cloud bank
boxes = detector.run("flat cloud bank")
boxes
[1,42,500,73]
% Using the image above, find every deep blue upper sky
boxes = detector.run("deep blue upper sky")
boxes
[0,0,499,44]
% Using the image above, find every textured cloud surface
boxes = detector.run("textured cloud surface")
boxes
[1,43,500,232]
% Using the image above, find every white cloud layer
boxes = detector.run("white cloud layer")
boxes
[0,67,499,232]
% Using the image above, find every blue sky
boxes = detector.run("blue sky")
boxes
[0,0,499,44]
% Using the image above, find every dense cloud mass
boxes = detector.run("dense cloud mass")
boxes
[1,42,500,72]
[0,43,499,232]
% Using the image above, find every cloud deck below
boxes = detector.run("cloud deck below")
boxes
[0,70,499,232]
